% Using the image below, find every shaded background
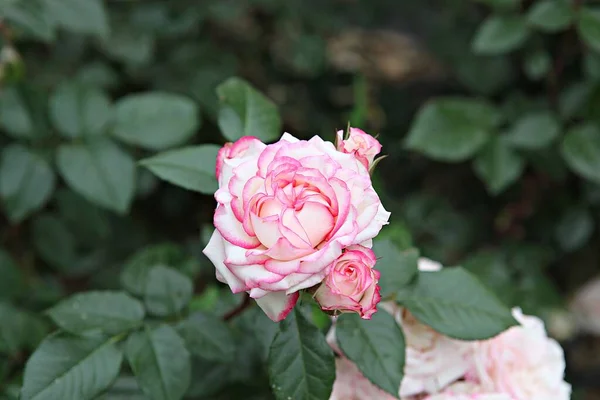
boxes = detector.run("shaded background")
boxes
[1,0,599,399]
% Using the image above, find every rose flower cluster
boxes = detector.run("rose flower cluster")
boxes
[328,259,572,400]
[203,128,390,321]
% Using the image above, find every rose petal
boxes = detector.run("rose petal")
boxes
[255,291,300,322]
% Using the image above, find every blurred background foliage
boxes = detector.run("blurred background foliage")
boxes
[1,0,600,399]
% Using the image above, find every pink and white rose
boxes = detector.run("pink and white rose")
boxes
[329,357,396,400]
[467,308,571,400]
[203,133,390,322]
[422,382,514,400]
[570,275,600,335]
[314,245,381,319]
[336,127,382,170]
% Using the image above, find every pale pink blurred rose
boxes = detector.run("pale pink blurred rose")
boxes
[204,133,390,321]
[329,357,397,400]
[336,127,382,170]
[421,382,514,400]
[570,276,600,335]
[468,308,571,400]
[314,245,381,319]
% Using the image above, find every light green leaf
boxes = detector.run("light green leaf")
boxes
[126,325,191,400]
[371,239,419,297]
[32,214,76,271]
[176,312,236,362]
[578,7,600,52]
[527,0,573,32]
[47,291,144,336]
[472,15,529,55]
[561,124,600,183]
[49,82,112,138]
[144,266,193,317]
[405,97,499,162]
[56,138,136,213]
[505,112,560,149]
[43,0,109,38]
[21,334,123,400]
[474,136,525,194]
[113,92,199,150]
[336,310,405,398]
[216,77,282,142]
[397,267,518,340]
[140,145,219,194]
[0,145,55,223]
[268,308,335,400]
[101,27,154,66]
[555,207,594,251]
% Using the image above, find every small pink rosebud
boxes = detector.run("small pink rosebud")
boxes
[336,127,382,170]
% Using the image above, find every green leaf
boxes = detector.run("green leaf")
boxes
[176,312,236,362]
[555,207,594,251]
[56,138,136,213]
[55,189,111,244]
[473,136,525,195]
[113,92,200,150]
[523,50,551,81]
[0,303,49,354]
[32,214,77,271]
[1,0,55,41]
[49,82,113,138]
[0,250,24,301]
[371,239,419,297]
[21,334,123,400]
[126,325,191,400]
[120,243,196,296]
[336,310,405,398]
[47,291,144,336]
[101,27,155,66]
[140,145,219,194]
[472,0,520,10]
[396,267,518,340]
[578,7,600,52]
[472,15,529,55]
[216,77,282,142]
[561,124,600,183]
[144,266,193,317]
[505,112,560,149]
[268,308,335,400]
[43,0,109,37]
[527,0,573,32]
[0,145,55,223]
[405,97,499,162]
[0,87,34,139]
[559,82,592,120]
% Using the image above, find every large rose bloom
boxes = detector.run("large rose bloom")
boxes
[422,382,514,400]
[203,133,390,321]
[329,357,396,400]
[468,308,571,400]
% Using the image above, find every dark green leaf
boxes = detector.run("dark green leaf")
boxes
[49,82,112,138]
[473,0,520,9]
[56,138,136,213]
[32,214,77,271]
[397,267,518,340]
[472,16,529,55]
[505,112,560,149]
[405,97,499,162]
[1,0,55,41]
[0,250,24,301]
[268,308,335,400]
[144,265,193,317]
[336,310,404,398]
[55,189,111,244]
[523,50,551,81]
[559,82,592,120]
[176,312,236,362]
[555,207,594,251]
[578,7,600,52]
[47,291,144,336]
[0,145,55,223]
[21,334,123,400]
[527,0,573,32]
[140,145,219,194]
[43,0,109,37]
[0,303,49,355]
[101,27,154,66]
[473,136,525,195]
[0,87,34,139]
[113,92,200,150]
[561,124,600,183]
[372,239,419,297]
[126,325,191,400]
[216,77,282,142]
